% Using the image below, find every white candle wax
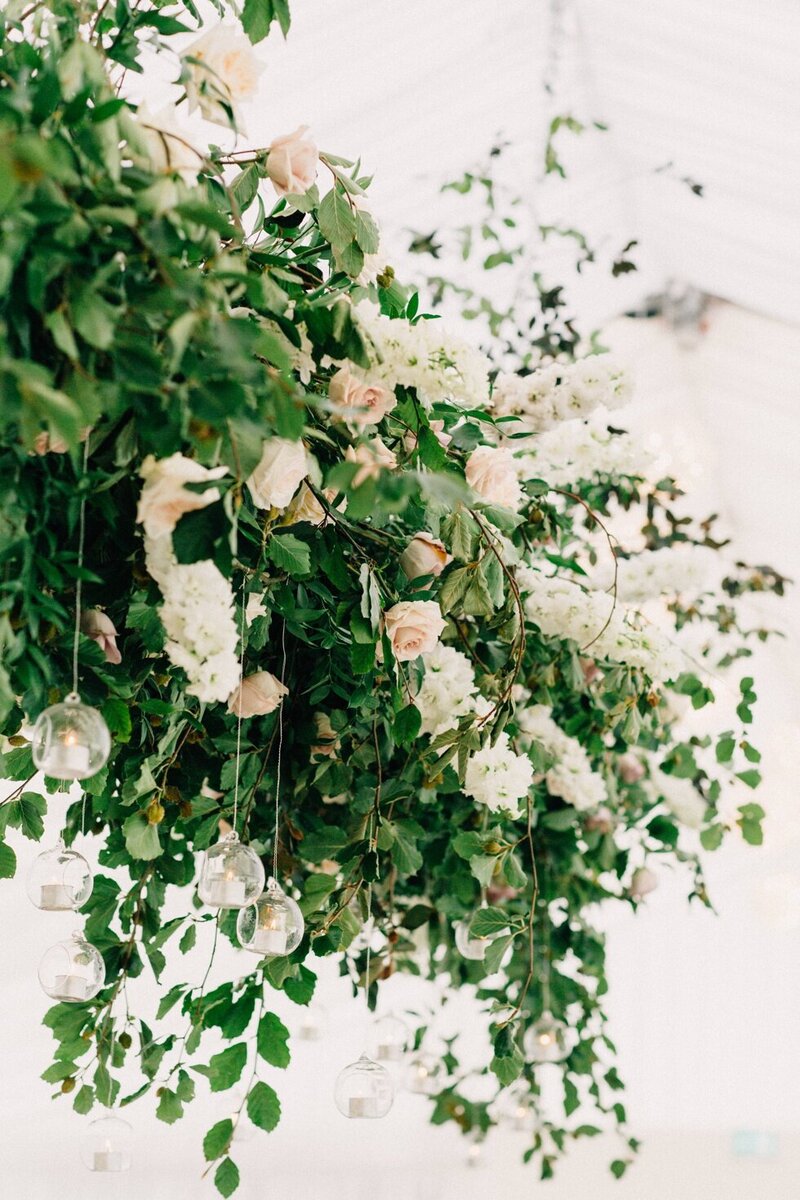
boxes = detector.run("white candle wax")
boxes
[40,882,74,910]
[253,927,288,955]
[208,878,247,907]
[93,1150,124,1172]
[349,1095,378,1118]
[376,1042,401,1062]
[53,974,88,1001]
[48,741,90,778]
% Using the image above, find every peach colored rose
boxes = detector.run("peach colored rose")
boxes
[285,483,344,526]
[137,453,227,540]
[182,24,264,132]
[246,438,310,510]
[630,866,658,900]
[465,445,523,510]
[311,712,340,758]
[383,600,446,662]
[400,533,452,582]
[81,609,121,665]
[328,365,396,427]
[618,753,645,784]
[267,126,319,196]
[345,437,397,487]
[228,671,288,718]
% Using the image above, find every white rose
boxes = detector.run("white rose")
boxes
[228,671,288,718]
[400,533,452,581]
[383,600,446,662]
[137,453,227,540]
[328,365,396,427]
[345,437,397,488]
[465,445,523,510]
[247,438,310,510]
[266,126,319,196]
[135,102,204,183]
[182,24,264,132]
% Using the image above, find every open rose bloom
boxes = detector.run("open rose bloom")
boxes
[267,126,319,196]
[137,454,227,540]
[228,671,288,718]
[81,609,122,665]
[181,24,264,132]
[383,600,446,662]
[400,533,451,581]
[328,365,396,427]
[246,438,311,510]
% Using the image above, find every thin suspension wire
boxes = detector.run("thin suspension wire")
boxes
[272,619,286,878]
[70,440,90,697]
[232,578,247,834]
[363,811,375,1015]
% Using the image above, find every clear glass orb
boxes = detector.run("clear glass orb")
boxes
[38,932,105,1003]
[454,917,490,961]
[197,832,265,910]
[495,1082,534,1131]
[236,876,304,956]
[523,1010,568,1064]
[406,1052,441,1095]
[27,841,92,911]
[31,693,111,781]
[334,1053,394,1119]
[80,1115,132,1173]
[297,1003,328,1042]
[368,1014,410,1063]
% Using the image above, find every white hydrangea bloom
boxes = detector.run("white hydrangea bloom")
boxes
[350,301,492,408]
[517,704,607,811]
[516,410,654,487]
[594,544,718,603]
[463,732,534,817]
[492,354,632,433]
[516,567,684,683]
[414,643,479,737]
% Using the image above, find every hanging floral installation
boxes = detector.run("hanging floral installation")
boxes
[0,1,786,1195]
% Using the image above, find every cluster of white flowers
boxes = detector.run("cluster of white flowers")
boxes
[593,543,718,603]
[464,732,535,817]
[650,767,707,828]
[492,354,632,432]
[517,704,607,811]
[516,567,685,683]
[351,302,492,407]
[145,536,240,704]
[414,643,480,737]
[516,410,653,487]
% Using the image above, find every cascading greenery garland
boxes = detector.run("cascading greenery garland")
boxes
[0,1,784,1193]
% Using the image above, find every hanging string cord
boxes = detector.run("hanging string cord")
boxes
[71,440,90,697]
[232,577,247,834]
[363,811,375,1014]
[272,618,286,879]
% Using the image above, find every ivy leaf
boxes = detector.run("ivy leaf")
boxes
[490,1043,524,1086]
[256,1011,290,1069]
[193,1043,247,1093]
[214,1156,240,1198]
[247,1081,281,1132]
[203,1118,233,1161]
[267,533,311,577]
[123,812,163,861]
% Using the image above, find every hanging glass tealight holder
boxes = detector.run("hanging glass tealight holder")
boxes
[334,1052,394,1119]
[236,876,304,957]
[27,840,93,911]
[80,1114,132,1173]
[297,1003,328,1042]
[31,692,111,781]
[198,831,265,910]
[454,915,490,961]
[38,930,105,1002]
[523,1010,569,1064]
[368,1013,410,1064]
[406,1051,442,1095]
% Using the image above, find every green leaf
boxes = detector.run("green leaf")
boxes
[214,1156,240,1198]
[282,964,316,1006]
[203,1118,234,1161]
[156,1087,184,1124]
[123,811,163,861]
[14,791,46,840]
[610,1160,629,1180]
[246,1080,281,1132]
[267,533,311,577]
[735,769,762,790]
[490,1042,524,1086]
[469,906,513,938]
[179,924,197,954]
[73,1084,94,1115]
[452,832,484,860]
[317,188,357,250]
[241,0,291,42]
[193,1043,247,1093]
[256,1011,290,1069]
[0,841,16,880]
[394,704,421,748]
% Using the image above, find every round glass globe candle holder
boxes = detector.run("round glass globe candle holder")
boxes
[32,693,111,781]
[38,931,105,1003]
[523,1010,568,1064]
[80,1115,132,1173]
[27,841,93,911]
[454,917,490,962]
[236,877,304,957]
[368,1014,410,1064]
[334,1053,394,1119]
[406,1052,441,1095]
[198,832,265,910]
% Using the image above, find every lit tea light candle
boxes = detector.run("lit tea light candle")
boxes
[349,1095,378,1118]
[53,974,88,1002]
[40,882,74,910]
[207,877,247,907]
[93,1141,124,1172]
[253,925,288,955]
[48,734,90,777]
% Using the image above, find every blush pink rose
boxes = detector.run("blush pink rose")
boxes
[80,609,122,665]
[618,753,646,784]
[345,437,397,487]
[267,126,319,196]
[465,445,523,510]
[329,366,396,427]
[246,438,310,510]
[383,600,446,662]
[228,671,288,718]
[585,806,615,835]
[137,453,227,539]
[630,866,658,900]
[400,533,452,582]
